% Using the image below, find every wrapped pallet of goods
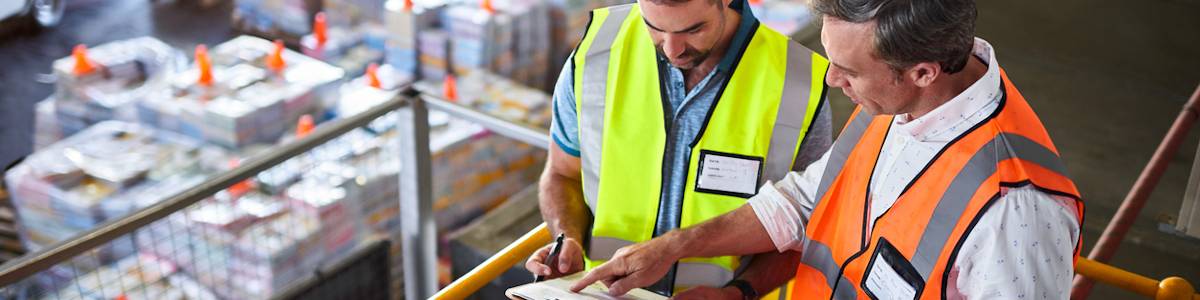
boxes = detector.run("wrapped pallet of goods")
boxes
[137,36,344,150]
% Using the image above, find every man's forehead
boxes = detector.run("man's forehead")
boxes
[640,0,717,30]
[822,18,876,59]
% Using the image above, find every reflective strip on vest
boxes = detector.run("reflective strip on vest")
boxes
[799,117,1075,298]
[815,108,873,201]
[573,3,827,291]
[800,239,858,300]
[587,236,633,261]
[585,236,736,287]
[909,132,1070,278]
[576,4,632,213]
[763,47,825,182]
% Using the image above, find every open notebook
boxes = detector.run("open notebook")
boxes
[505,273,668,300]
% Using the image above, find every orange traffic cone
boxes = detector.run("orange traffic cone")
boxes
[72,44,97,75]
[266,40,287,74]
[296,114,315,138]
[443,74,458,102]
[366,63,382,89]
[195,45,214,87]
[481,0,495,14]
[227,159,254,197]
[313,12,328,47]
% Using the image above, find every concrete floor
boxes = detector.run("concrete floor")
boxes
[1,0,1198,298]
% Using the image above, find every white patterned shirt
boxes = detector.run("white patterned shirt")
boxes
[748,38,1080,299]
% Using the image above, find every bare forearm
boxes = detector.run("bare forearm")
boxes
[538,167,591,240]
[663,205,777,261]
[734,250,801,295]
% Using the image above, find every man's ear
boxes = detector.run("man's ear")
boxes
[907,62,942,87]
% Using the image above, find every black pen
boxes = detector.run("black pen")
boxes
[534,233,566,282]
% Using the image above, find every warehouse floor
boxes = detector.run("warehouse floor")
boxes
[1,0,1198,298]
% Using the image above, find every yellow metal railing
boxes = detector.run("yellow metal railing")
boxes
[432,223,551,299]
[1074,257,1199,300]
[433,224,1198,299]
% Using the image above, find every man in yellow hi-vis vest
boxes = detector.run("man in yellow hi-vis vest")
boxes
[524,0,833,297]
[570,0,1086,299]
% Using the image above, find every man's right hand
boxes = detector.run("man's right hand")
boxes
[525,237,586,279]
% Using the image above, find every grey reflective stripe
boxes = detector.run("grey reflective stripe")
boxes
[675,262,735,288]
[578,4,633,213]
[909,133,1070,279]
[762,43,816,183]
[799,239,857,299]
[776,281,789,300]
[590,237,734,288]
[815,109,873,202]
[588,236,635,261]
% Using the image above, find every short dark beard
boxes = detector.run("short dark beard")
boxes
[653,5,726,70]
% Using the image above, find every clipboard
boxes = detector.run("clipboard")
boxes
[505,273,667,300]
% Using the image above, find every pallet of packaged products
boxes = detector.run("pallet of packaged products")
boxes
[231,0,321,42]
[41,252,219,300]
[135,193,323,299]
[49,37,186,138]
[3,121,229,282]
[137,36,345,150]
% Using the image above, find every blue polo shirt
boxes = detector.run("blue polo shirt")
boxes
[549,0,831,236]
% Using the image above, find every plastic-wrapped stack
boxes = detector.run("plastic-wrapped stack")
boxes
[302,5,389,78]
[34,97,61,150]
[442,70,552,128]
[136,188,322,299]
[382,0,444,78]
[445,2,515,77]
[231,0,318,40]
[138,36,345,150]
[497,0,553,89]
[546,0,631,70]
[750,0,817,36]
[49,37,186,137]
[45,253,219,300]
[286,164,366,260]
[322,0,388,28]
[416,28,452,80]
[3,121,227,275]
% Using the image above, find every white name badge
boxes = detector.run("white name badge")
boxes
[695,150,763,198]
[863,238,923,300]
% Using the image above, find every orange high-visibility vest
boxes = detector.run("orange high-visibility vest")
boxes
[789,69,1084,299]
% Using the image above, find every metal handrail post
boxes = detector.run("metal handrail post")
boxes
[398,88,439,300]
[418,93,550,150]
[1073,84,1200,299]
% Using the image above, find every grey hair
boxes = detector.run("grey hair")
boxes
[812,0,977,74]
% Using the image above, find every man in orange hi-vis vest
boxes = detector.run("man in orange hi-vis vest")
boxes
[570,0,1085,299]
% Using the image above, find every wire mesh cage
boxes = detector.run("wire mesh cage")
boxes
[1,82,550,299]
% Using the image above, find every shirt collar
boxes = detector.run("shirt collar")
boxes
[893,38,1003,142]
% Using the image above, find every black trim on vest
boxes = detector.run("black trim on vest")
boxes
[648,18,762,296]
[688,20,759,149]
[937,192,1002,299]
[836,79,1005,299]
[570,11,594,77]
[650,55,679,297]
[658,57,673,132]
[828,120,892,300]
[938,180,1082,299]
[796,78,830,161]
